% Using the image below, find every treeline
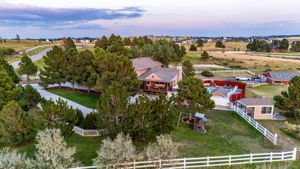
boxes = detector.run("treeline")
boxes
[246,39,271,52]
[95,34,186,66]
[0,47,16,56]
[247,38,300,52]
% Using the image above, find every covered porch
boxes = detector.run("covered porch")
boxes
[141,81,173,93]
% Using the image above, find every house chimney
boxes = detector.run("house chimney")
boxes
[176,65,183,81]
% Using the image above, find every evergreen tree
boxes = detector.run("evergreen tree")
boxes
[20,85,42,108]
[17,54,38,80]
[0,101,34,146]
[280,39,289,50]
[0,70,22,110]
[182,60,195,77]
[37,98,78,136]
[94,53,140,94]
[108,34,122,44]
[39,46,67,88]
[77,50,96,93]
[174,77,215,120]
[63,48,80,90]
[215,40,225,48]
[291,41,300,52]
[201,51,210,60]
[0,57,19,83]
[34,128,79,169]
[196,39,204,48]
[123,37,132,46]
[62,37,76,51]
[95,36,110,50]
[274,76,300,121]
[106,39,129,56]
[189,44,197,51]
[247,39,270,52]
[16,34,20,43]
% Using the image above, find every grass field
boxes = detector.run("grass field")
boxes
[0,40,52,52]
[184,51,300,73]
[246,85,288,100]
[47,89,99,109]
[182,41,248,51]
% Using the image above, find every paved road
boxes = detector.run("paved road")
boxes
[29,84,94,116]
[11,48,52,68]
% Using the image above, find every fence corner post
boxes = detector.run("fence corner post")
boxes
[293,147,298,160]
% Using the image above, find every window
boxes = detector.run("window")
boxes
[261,107,272,114]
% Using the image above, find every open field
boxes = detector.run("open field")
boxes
[185,51,300,73]
[182,41,248,51]
[246,85,288,100]
[47,89,99,109]
[0,40,53,52]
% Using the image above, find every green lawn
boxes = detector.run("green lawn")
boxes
[246,85,288,100]
[47,89,99,109]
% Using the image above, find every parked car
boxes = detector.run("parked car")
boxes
[235,76,252,81]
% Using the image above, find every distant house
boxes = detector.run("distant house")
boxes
[263,71,300,85]
[76,38,96,43]
[236,98,274,120]
[131,57,182,93]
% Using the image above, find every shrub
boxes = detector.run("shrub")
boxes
[0,147,33,168]
[201,70,214,77]
[189,44,197,51]
[80,112,97,129]
[145,134,178,160]
[75,109,84,126]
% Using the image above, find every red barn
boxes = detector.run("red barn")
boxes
[263,72,300,85]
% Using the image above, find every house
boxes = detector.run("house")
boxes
[236,98,274,120]
[131,57,182,93]
[263,71,300,85]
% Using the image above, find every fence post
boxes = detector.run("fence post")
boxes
[159,159,161,168]
[229,155,231,165]
[270,152,273,162]
[133,160,136,169]
[207,156,209,167]
[274,134,278,145]
[250,153,253,163]
[264,128,267,136]
[281,152,284,161]
[183,158,186,169]
[293,148,297,160]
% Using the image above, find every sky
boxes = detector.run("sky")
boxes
[1,0,300,38]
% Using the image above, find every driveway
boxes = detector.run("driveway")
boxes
[11,48,52,69]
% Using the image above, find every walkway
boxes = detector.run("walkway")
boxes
[11,48,52,68]
[29,84,94,116]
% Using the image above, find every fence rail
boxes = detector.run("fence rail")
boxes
[73,126,99,136]
[195,69,256,76]
[69,148,297,169]
[232,106,277,145]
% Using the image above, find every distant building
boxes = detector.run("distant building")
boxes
[131,57,182,93]
[262,71,300,85]
[75,38,96,43]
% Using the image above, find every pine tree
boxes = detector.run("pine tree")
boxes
[182,60,195,77]
[17,54,38,81]
[196,39,204,48]
[201,51,210,60]
[77,50,96,93]
[20,85,42,108]
[39,46,67,88]
[123,37,132,46]
[34,128,79,169]
[63,48,80,90]
[0,57,19,83]
[0,101,34,146]
[95,36,110,50]
[174,76,215,120]
[189,44,197,51]
[62,37,76,51]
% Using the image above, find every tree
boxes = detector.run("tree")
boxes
[62,37,76,51]
[247,39,270,52]
[201,70,214,77]
[94,53,140,94]
[80,112,97,129]
[39,46,67,88]
[20,85,42,108]
[18,54,38,81]
[37,98,78,135]
[106,39,129,56]
[0,56,19,83]
[215,40,225,48]
[189,44,197,51]
[280,39,289,50]
[145,134,178,160]
[0,70,22,110]
[62,48,80,90]
[291,41,300,52]
[274,76,300,121]
[95,36,110,50]
[34,128,79,169]
[16,34,20,43]
[174,77,215,120]
[93,133,142,167]
[152,40,178,66]
[196,39,204,48]
[182,60,195,77]
[0,101,34,146]
[201,51,210,60]
[123,37,132,46]
[0,148,33,168]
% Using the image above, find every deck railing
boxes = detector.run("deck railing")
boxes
[232,105,278,145]
[69,148,297,169]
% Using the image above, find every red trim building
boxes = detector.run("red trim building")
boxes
[262,72,300,85]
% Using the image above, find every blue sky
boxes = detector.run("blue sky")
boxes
[0,0,300,38]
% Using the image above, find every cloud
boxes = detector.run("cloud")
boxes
[0,3,144,28]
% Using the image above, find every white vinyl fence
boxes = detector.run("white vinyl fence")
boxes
[232,106,278,145]
[73,126,99,136]
[69,148,297,169]
[195,69,256,76]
